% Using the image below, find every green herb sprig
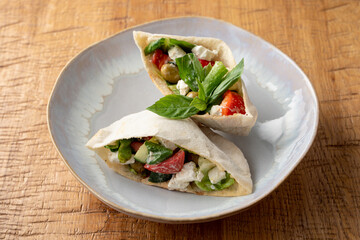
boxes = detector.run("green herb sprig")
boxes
[147,55,244,119]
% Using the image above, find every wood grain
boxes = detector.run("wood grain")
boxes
[1,0,359,239]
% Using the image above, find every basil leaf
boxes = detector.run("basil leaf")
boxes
[147,95,199,119]
[162,38,174,52]
[169,38,195,52]
[190,97,207,111]
[196,78,206,101]
[176,53,205,92]
[148,172,172,183]
[145,141,173,165]
[203,63,213,77]
[144,38,166,55]
[202,61,228,97]
[104,140,120,152]
[208,59,244,104]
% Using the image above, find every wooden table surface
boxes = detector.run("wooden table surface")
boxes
[1,0,359,239]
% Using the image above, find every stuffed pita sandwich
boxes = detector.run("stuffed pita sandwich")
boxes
[86,111,252,197]
[133,31,257,135]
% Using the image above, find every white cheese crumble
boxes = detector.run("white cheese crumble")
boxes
[210,105,222,116]
[208,167,226,184]
[191,45,218,61]
[108,151,119,163]
[156,137,177,151]
[108,151,135,165]
[176,80,190,96]
[168,162,204,190]
[168,45,186,60]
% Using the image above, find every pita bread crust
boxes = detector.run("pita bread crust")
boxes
[133,31,257,135]
[87,111,252,197]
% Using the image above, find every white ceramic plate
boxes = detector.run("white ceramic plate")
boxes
[48,17,318,223]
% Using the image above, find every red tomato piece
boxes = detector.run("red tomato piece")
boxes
[142,136,152,141]
[144,150,185,174]
[152,49,170,70]
[130,141,143,152]
[198,59,215,68]
[220,90,246,116]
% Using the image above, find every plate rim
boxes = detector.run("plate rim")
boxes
[47,16,319,223]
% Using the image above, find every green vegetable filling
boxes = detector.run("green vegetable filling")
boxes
[195,172,234,192]
[148,172,172,183]
[195,157,234,191]
[118,139,133,163]
[104,139,235,192]
[104,140,120,152]
[104,139,134,163]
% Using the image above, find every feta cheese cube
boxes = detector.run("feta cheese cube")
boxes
[176,80,190,96]
[168,45,186,60]
[108,151,119,163]
[168,162,203,190]
[210,105,223,116]
[191,45,218,61]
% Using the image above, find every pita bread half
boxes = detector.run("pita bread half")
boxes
[133,31,257,135]
[86,110,252,197]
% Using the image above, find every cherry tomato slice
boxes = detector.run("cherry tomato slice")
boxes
[130,141,143,152]
[198,59,215,68]
[144,149,185,174]
[220,90,246,116]
[152,49,170,70]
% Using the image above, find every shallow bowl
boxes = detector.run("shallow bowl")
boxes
[47,17,318,223]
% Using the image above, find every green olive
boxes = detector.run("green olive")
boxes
[161,63,180,83]
[186,92,198,98]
